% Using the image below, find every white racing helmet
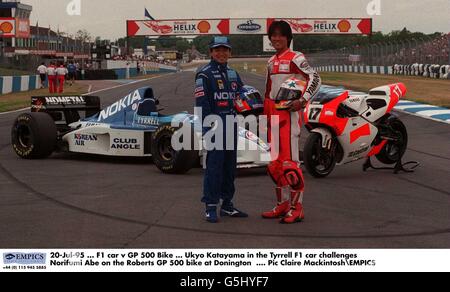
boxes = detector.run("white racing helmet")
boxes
[274,78,307,110]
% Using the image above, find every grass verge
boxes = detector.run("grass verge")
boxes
[231,61,450,108]
[0,68,34,76]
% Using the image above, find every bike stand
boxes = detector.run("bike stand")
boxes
[363,157,420,174]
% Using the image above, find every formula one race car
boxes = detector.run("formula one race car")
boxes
[11,86,270,174]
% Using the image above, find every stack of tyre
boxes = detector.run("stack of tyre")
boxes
[393,64,450,79]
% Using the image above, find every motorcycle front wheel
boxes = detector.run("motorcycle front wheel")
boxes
[303,132,337,178]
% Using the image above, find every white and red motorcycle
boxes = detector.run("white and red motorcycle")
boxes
[303,83,414,178]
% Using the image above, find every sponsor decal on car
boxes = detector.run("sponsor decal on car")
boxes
[74,133,98,146]
[31,98,45,110]
[348,145,370,158]
[239,128,270,151]
[111,138,140,150]
[45,96,85,105]
[98,90,142,121]
[349,97,361,103]
[81,122,102,127]
[136,116,160,126]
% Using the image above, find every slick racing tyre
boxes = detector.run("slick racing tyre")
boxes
[376,117,408,165]
[151,124,199,174]
[303,132,337,178]
[11,112,57,159]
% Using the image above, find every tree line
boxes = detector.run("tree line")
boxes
[114,28,445,56]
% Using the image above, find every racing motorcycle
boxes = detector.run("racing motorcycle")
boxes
[303,83,410,178]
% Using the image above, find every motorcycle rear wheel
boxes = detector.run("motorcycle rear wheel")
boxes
[376,117,408,165]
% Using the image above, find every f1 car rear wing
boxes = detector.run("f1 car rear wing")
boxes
[31,95,101,125]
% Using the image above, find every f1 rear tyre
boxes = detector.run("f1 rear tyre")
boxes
[11,112,57,159]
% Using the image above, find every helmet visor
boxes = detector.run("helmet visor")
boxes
[275,88,303,101]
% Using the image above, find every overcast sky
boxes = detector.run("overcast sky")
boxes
[20,0,450,39]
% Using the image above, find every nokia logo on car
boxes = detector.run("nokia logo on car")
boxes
[98,90,142,121]
[237,20,261,32]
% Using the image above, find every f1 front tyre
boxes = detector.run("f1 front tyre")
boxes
[151,124,199,174]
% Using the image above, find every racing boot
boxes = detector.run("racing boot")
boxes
[220,201,249,218]
[205,204,218,223]
[280,190,305,224]
[262,187,290,219]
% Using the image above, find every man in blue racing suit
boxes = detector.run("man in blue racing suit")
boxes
[195,36,248,223]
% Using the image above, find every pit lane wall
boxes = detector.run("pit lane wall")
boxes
[0,75,41,95]
[103,60,177,79]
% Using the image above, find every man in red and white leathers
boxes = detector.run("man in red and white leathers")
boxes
[262,20,322,224]
[46,62,57,94]
[56,63,68,93]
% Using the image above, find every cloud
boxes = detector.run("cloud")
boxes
[21,0,450,39]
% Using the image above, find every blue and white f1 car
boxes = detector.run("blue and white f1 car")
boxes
[11,86,270,174]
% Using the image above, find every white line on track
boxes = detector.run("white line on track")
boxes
[395,104,436,110]
[395,108,450,125]
[245,72,450,125]
[0,73,175,116]
[414,109,450,116]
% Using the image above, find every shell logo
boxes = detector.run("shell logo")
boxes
[198,21,211,33]
[338,20,351,32]
[0,21,14,34]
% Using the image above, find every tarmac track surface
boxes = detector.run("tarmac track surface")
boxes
[0,71,449,248]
